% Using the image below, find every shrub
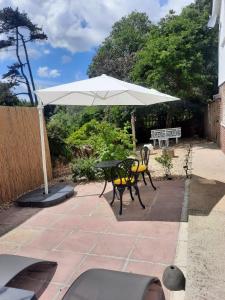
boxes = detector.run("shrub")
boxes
[67,120,133,161]
[155,153,173,178]
[71,158,103,181]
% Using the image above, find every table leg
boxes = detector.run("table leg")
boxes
[99,180,107,198]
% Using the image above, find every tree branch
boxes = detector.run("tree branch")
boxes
[19,31,38,106]
[16,28,34,106]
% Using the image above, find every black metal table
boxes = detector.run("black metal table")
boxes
[95,160,122,197]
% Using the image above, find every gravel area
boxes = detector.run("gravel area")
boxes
[137,140,192,180]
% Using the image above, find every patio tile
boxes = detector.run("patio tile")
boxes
[149,207,182,222]
[21,212,63,229]
[43,198,77,215]
[78,216,111,233]
[106,220,142,236]
[124,260,166,280]
[70,198,101,216]
[50,215,83,231]
[27,229,69,250]
[91,234,135,258]
[15,247,48,259]
[44,250,84,266]
[91,200,115,217]
[139,221,179,240]
[57,231,98,253]
[48,261,82,284]
[0,241,20,254]
[1,228,42,245]
[38,283,63,300]
[75,255,125,278]
[130,237,176,264]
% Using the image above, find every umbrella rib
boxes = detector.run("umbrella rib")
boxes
[106,90,128,99]
[126,91,147,105]
[91,93,97,106]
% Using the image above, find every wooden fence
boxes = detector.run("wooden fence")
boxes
[0,106,52,204]
[204,98,221,146]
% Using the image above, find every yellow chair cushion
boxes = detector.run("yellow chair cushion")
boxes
[131,164,147,173]
[113,177,135,185]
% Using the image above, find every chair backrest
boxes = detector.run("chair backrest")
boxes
[140,146,150,166]
[112,158,139,185]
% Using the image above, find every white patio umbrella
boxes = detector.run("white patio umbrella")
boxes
[36,74,180,194]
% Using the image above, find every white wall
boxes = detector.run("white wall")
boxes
[219,0,225,86]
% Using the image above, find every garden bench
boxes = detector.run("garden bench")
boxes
[150,127,181,147]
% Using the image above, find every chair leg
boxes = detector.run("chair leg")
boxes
[118,188,124,215]
[146,170,156,190]
[134,185,145,209]
[110,186,116,206]
[141,172,147,185]
[128,186,134,201]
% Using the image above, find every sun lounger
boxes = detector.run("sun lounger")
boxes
[0,286,36,300]
[63,268,165,300]
[0,254,57,287]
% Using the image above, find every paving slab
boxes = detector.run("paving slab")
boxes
[185,142,225,300]
[0,179,185,300]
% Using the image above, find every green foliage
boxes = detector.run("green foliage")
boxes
[71,158,102,181]
[67,119,133,161]
[47,110,78,164]
[155,154,173,176]
[0,82,21,106]
[88,11,152,80]
[131,1,218,103]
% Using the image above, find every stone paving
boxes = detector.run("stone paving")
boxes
[0,179,185,300]
[186,143,225,300]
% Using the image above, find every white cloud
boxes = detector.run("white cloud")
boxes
[0,0,194,53]
[61,55,72,64]
[43,49,50,54]
[37,66,60,78]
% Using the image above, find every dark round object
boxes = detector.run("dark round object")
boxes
[162,265,185,291]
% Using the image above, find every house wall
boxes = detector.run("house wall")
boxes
[220,84,225,153]
[219,0,225,86]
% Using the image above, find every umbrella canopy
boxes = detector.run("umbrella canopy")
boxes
[36,74,180,195]
[36,74,179,106]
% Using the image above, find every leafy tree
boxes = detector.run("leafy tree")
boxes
[0,7,47,106]
[131,1,218,103]
[0,81,20,106]
[88,11,152,80]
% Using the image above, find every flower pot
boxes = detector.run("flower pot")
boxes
[162,265,185,291]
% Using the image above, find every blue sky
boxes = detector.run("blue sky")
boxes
[0,0,193,91]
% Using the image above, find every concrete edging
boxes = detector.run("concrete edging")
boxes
[170,178,190,300]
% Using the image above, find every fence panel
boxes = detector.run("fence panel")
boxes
[0,106,52,204]
[204,99,221,146]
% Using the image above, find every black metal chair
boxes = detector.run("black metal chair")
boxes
[111,158,145,215]
[132,146,156,190]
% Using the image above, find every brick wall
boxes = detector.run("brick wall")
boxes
[220,84,225,153]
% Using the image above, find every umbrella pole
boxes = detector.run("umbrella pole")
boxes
[131,111,136,153]
[37,101,49,194]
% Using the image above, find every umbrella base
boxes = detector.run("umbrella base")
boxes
[16,183,74,207]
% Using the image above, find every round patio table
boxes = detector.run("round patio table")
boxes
[95,160,122,197]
